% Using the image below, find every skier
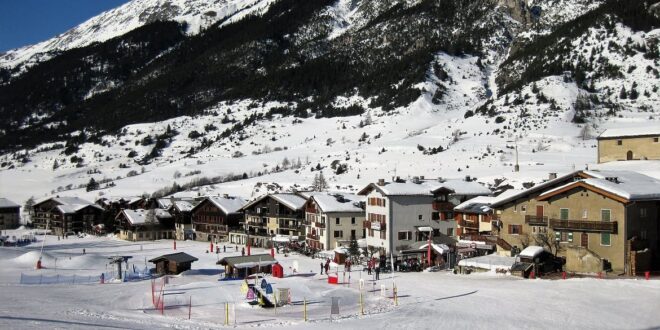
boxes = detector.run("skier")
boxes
[223,245,226,253]
[375,266,380,280]
[324,259,330,275]
[320,262,324,275]
[82,248,86,255]
[367,260,372,275]
[241,247,245,256]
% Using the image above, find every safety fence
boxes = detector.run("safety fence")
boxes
[20,272,111,285]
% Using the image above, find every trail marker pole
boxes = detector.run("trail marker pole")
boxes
[359,290,364,315]
[224,303,229,325]
[188,296,191,320]
[303,297,308,321]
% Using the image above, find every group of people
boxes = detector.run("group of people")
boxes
[366,258,381,280]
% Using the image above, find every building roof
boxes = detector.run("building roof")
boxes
[171,200,195,213]
[296,191,327,199]
[206,196,247,215]
[0,198,20,209]
[598,126,660,139]
[216,254,277,268]
[490,171,591,208]
[55,204,103,214]
[36,196,94,206]
[359,179,490,197]
[454,190,522,214]
[311,193,364,213]
[243,194,306,211]
[119,209,171,225]
[157,199,174,209]
[538,170,660,203]
[149,252,198,263]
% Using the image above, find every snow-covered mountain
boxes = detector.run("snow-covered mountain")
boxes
[0,0,275,74]
[1,0,659,206]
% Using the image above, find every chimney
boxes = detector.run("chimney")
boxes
[549,173,557,180]
[465,175,471,182]
[377,179,385,186]
[605,177,619,184]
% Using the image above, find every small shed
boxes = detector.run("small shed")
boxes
[149,252,198,275]
[217,254,277,278]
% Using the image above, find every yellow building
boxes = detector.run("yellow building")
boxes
[492,170,660,274]
[597,127,660,163]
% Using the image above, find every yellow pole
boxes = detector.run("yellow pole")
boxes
[225,303,229,325]
[304,297,308,321]
[274,292,278,314]
[394,286,398,306]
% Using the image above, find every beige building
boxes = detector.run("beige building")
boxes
[303,193,365,251]
[239,194,306,248]
[597,127,660,163]
[492,170,660,274]
[115,209,174,241]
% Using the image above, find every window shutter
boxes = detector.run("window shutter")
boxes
[568,232,573,242]
[508,224,512,234]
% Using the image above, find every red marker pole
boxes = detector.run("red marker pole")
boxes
[645,271,650,280]
[562,271,566,280]
[173,240,176,250]
[210,242,213,252]
[271,247,275,257]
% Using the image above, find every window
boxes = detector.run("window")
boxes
[418,214,423,221]
[513,204,517,212]
[446,228,454,237]
[617,140,622,145]
[640,230,647,240]
[560,208,569,220]
[398,231,412,240]
[508,225,522,235]
[336,218,340,225]
[351,229,356,238]
[654,137,659,143]
[601,209,611,246]
[334,230,343,238]
[521,205,527,212]
[582,209,588,219]
[432,212,440,220]
[640,208,647,218]
[351,217,356,224]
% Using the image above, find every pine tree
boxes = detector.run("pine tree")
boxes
[318,171,328,191]
[619,86,628,99]
[86,178,99,191]
[52,159,59,170]
[348,235,360,261]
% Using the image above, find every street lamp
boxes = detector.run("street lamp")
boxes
[507,137,519,172]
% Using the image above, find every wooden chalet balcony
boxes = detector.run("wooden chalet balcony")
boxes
[549,219,617,233]
[525,215,549,226]
[279,222,303,230]
[314,221,326,228]
[305,206,317,213]
[458,219,479,229]
[432,201,454,211]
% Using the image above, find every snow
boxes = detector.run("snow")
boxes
[539,170,660,201]
[0,198,20,208]
[0,231,658,329]
[519,246,545,258]
[599,126,660,139]
[458,254,516,271]
[312,193,363,213]
[121,208,171,225]
[270,194,307,211]
[206,196,247,215]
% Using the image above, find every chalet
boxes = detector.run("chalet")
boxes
[149,252,198,275]
[303,193,365,251]
[115,208,174,241]
[191,196,246,242]
[217,254,278,278]
[167,200,196,241]
[492,170,660,274]
[127,197,154,210]
[95,196,134,233]
[237,194,306,248]
[0,198,21,230]
[453,190,521,237]
[597,126,660,163]
[32,197,102,235]
[358,177,490,256]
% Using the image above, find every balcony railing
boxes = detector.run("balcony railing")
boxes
[458,219,479,229]
[549,219,617,233]
[314,221,326,228]
[370,221,386,231]
[525,215,549,226]
[279,222,303,230]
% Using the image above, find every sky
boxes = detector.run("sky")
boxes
[0,0,130,52]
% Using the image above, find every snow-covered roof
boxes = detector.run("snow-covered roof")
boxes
[311,194,363,213]
[426,179,491,196]
[598,126,660,139]
[519,246,545,258]
[0,198,20,208]
[458,254,516,270]
[171,200,195,212]
[296,191,326,199]
[157,199,174,209]
[454,190,522,213]
[270,194,306,210]
[36,196,94,206]
[121,209,171,225]
[207,196,246,215]
[539,170,660,202]
[360,179,490,197]
[55,204,103,214]
[490,171,588,208]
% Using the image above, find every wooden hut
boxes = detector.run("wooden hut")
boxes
[149,252,198,275]
[217,254,277,278]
